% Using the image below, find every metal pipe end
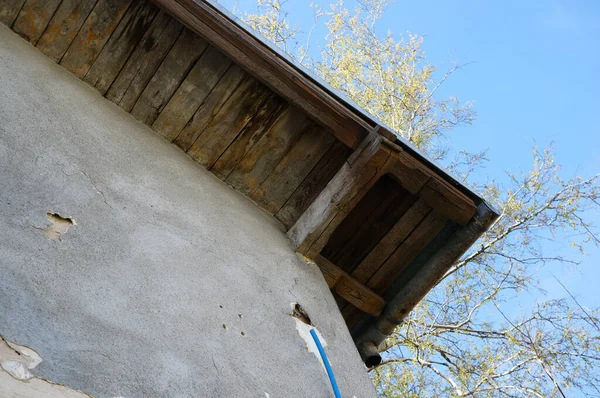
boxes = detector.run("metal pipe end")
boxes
[357,341,382,368]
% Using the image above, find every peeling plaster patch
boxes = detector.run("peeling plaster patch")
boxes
[0,336,42,380]
[265,393,270,398]
[290,303,327,370]
[39,212,76,241]
[0,336,91,397]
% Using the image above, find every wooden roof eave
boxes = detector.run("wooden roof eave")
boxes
[150,0,498,216]
[152,0,371,150]
[148,0,502,360]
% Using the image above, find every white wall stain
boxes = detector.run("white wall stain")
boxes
[291,302,328,371]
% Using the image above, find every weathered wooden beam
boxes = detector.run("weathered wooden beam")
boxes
[287,130,396,258]
[419,176,477,226]
[83,0,160,95]
[35,0,98,62]
[388,148,477,226]
[252,125,335,214]
[130,28,208,125]
[275,140,352,230]
[152,45,231,140]
[106,12,184,111]
[60,0,134,79]
[351,199,431,284]
[150,0,371,149]
[367,210,448,293]
[0,0,27,26]
[12,0,62,44]
[315,255,385,317]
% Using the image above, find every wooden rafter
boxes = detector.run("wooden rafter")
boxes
[314,255,385,317]
[288,130,395,257]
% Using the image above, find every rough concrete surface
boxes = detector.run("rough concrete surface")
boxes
[0,25,377,398]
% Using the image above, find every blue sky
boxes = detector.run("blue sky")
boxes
[218,0,600,306]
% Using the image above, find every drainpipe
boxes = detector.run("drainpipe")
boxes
[355,201,499,367]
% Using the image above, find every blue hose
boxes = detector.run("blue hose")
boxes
[310,328,342,398]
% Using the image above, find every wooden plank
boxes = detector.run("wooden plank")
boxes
[275,140,351,230]
[152,45,231,141]
[419,176,477,225]
[186,77,272,168]
[60,0,134,78]
[287,130,395,258]
[388,149,477,225]
[211,93,286,180]
[151,0,371,149]
[251,125,335,214]
[130,28,208,125]
[173,63,247,150]
[389,150,431,194]
[315,254,343,288]
[366,210,447,294]
[321,178,417,274]
[12,0,62,44]
[35,0,98,62]
[83,0,159,94]
[0,0,26,26]
[351,199,431,284]
[105,12,182,110]
[319,174,395,270]
[315,255,385,317]
[225,106,312,197]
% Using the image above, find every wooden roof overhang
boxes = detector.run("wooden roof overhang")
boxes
[149,0,500,329]
[0,0,500,363]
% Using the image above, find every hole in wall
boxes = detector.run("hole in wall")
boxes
[291,303,312,325]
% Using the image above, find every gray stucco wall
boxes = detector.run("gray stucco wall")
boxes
[0,25,377,398]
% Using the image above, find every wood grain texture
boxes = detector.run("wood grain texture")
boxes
[83,0,158,94]
[211,92,286,180]
[351,199,431,284]
[35,0,97,62]
[419,176,477,225]
[151,0,371,149]
[387,148,477,225]
[60,0,133,78]
[186,77,272,168]
[225,106,312,197]
[130,28,208,125]
[366,210,447,294]
[275,140,352,230]
[0,0,27,26]
[321,176,417,275]
[105,12,182,110]
[389,151,431,194]
[288,130,395,258]
[12,0,62,44]
[173,63,247,150]
[315,255,385,317]
[153,45,231,141]
[251,125,335,214]
[319,176,395,270]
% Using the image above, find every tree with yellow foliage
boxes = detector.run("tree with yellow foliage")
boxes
[236,1,600,396]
